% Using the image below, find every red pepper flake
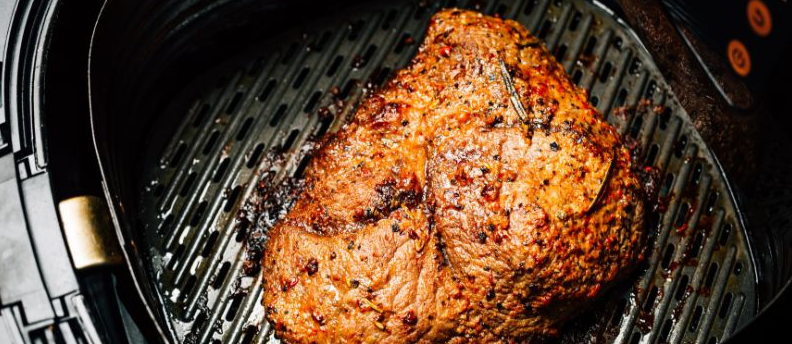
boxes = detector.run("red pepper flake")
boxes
[312,312,325,325]
[402,310,418,326]
[494,231,506,244]
[531,83,548,98]
[440,45,452,57]
[281,277,300,291]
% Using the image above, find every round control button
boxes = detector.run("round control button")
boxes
[727,39,751,77]
[747,0,772,37]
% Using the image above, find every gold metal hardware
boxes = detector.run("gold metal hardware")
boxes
[59,196,123,269]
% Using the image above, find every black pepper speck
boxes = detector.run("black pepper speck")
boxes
[486,287,496,300]
[305,258,319,275]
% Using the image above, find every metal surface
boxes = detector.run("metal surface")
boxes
[137,0,757,343]
[59,195,123,270]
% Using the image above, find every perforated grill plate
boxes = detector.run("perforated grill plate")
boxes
[138,0,757,343]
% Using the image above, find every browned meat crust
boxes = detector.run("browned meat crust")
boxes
[262,9,645,343]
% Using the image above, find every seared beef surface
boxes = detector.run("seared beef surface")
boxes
[262,9,645,343]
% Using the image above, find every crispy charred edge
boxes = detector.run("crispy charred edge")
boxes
[236,147,312,276]
[632,153,657,266]
[354,175,424,223]
[617,107,657,264]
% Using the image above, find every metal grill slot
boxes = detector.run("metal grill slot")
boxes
[690,231,705,258]
[281,130,300,152]
[190,201,208,227]
[690,306,703,332]
[554,43,567,60]
[137,0,757,343]
[180,172,197,197]
[599,61,613,82]
[719,293,733,319]
[183,276,198,301]
[523,0,538,15]
[240,326,257,344]
[339,79,356,99]
[675,275,690,301]
[159,214,174,235]
[224,186,242,212]
[719,223,732,246]
[203,131,221,155]
[194,104,211,127]
[662,244,675,269]
[225,295,244,321]
[382,9,398,29]
[170,142,187,168]
[733,262,743,276]
[202,231,220,257]
[327,55,344,76]
[537,20,552,39]
[659,319,673,343]
[303,91,322,113]
[292,68,310,89]
[168,245,185,271]
[226,92,244,114]
[236,118,254,141]
[213,262,231,289]
[258,80,276,101]
[246,144,265,168]
[194,312,207,332]
[214,158,230,183]
[347,20,365,40]
[268,104,288,127]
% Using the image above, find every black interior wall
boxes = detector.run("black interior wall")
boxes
[87,0,360,341]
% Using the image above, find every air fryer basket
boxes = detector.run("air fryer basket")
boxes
[88,0,776,343]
